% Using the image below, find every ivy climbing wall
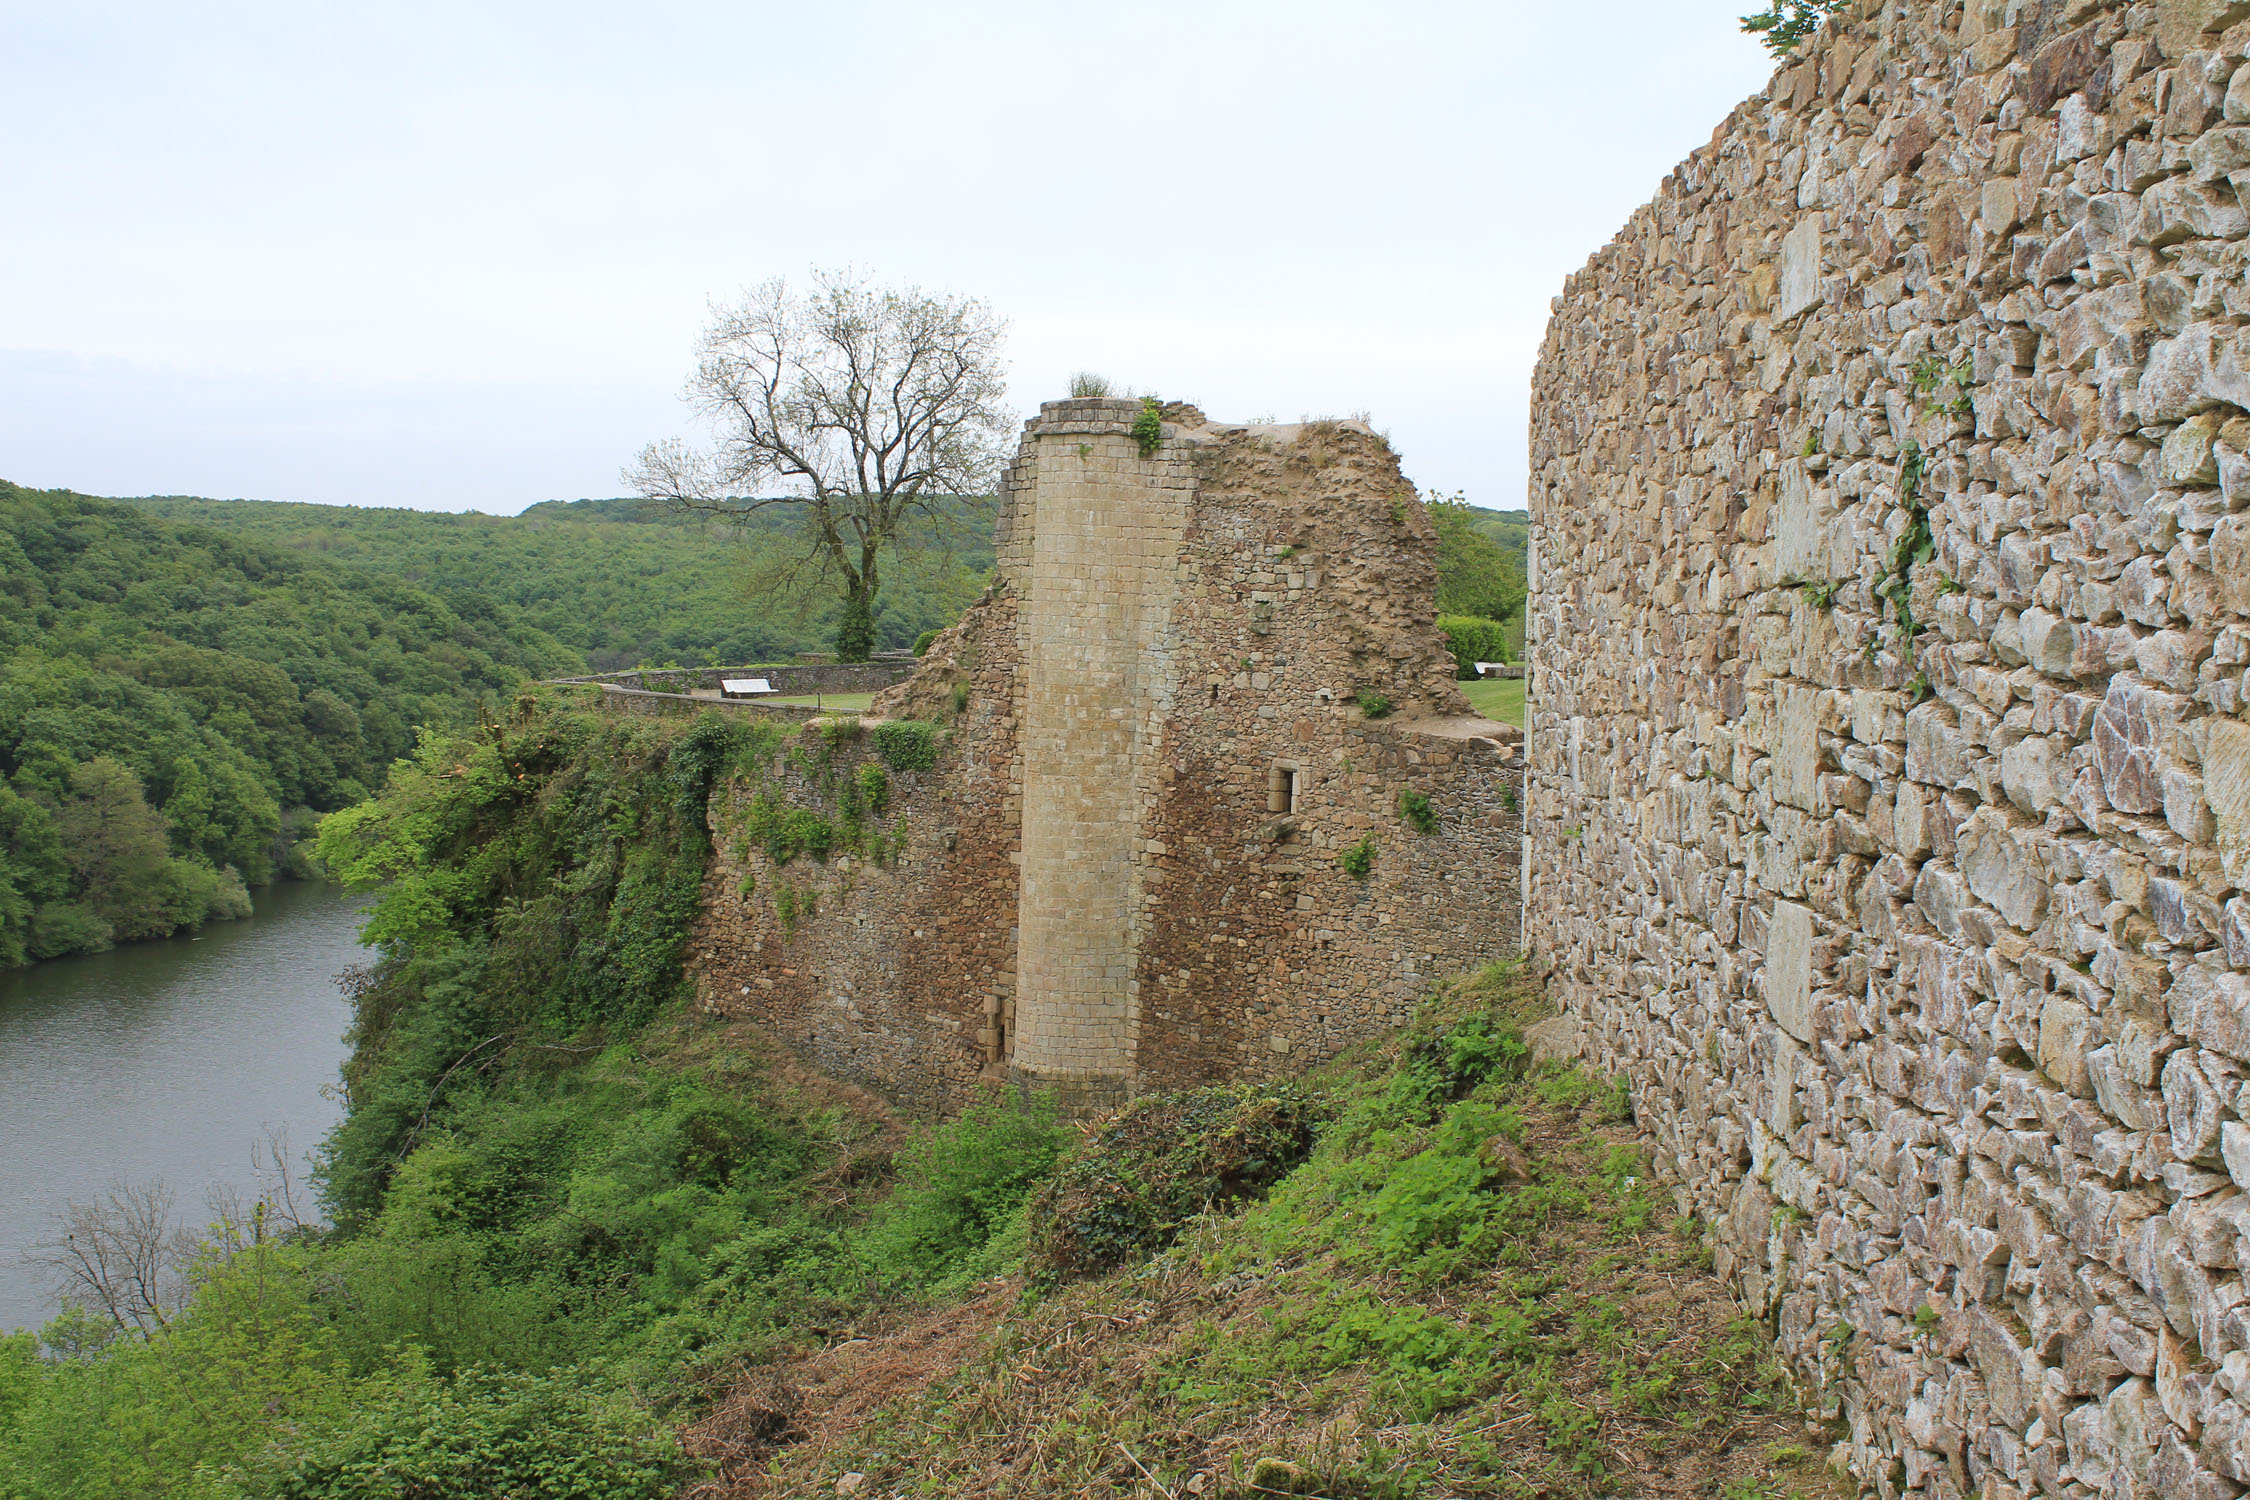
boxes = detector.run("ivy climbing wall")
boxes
[1526,2,2250,1495]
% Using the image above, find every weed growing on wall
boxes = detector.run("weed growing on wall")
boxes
[1871,442,1935,664]
[1132,396,1164,457]
[1356,692,1393,719]
[871,719,940,772]
[1339,834,1377,879]
[1399,787,1438,834]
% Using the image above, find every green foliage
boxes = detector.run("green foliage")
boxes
[1740,0,1844,57]
[1429,497,1526,625]
[1356,692,1392,720]
[1435,615,1510,679]
[1398,788,1437,835]
[0,479,574,963]
[912,629,940,656]
[1132,396,1165,457]
[1795,577,1838,610]
[1068,372,1114,398]
[856,1090,1069,1292]
[834,590,877,663]
[1338,834,1377,880]
[854,763,890,815]
[1027,1083,1329,1282]
[870,719,940,773]
[1871,442,1936,664]
[267,1365,686,1500]
[314,703,766,1220]
[1912,356,1974,417]
[122,493,996,671]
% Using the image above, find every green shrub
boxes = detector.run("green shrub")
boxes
[871,719,940,772]
[855,763,890,815]
[855,1090,1069,1291]
[1027,1083,1330,1282]
[1338,835,1376,879]
[1436,615,1510,679]
[912,629,941,656]
[1356,692,1392,719]
[1132,395,1165,456]
[1399,788,1437,835]
[268,1365,685,1500]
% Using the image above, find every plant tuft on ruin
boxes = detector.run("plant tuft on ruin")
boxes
[1132,395,1165,457]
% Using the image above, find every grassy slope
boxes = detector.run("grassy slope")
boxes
[689,969,1856,1500]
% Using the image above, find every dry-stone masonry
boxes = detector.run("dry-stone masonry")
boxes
[1528,3,2250,1496]
[693,399,1521,1116]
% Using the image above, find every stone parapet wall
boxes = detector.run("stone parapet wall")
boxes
[579,685,833,722]
[557,662,916,696]
[1527,3,2250,1496]
[694,400,1522,1118]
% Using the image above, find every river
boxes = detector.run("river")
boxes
[0,880,368,1335]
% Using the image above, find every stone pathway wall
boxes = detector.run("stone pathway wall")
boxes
[1526,3,2250,1495]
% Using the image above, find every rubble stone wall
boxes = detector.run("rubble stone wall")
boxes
[1526,3,2250,1496]
[694,400,1522,1118]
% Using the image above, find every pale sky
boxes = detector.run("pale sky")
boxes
[2,2,1776,514]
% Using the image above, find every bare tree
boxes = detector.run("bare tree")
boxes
[627,269,1013,660]
[38,1181,197,1338]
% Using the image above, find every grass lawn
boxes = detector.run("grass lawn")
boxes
[764,692,878,711]
[1462,675,1524,727]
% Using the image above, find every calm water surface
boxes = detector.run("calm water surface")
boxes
[0,880,368,1334]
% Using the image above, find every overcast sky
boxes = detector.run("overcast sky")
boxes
[2,2,1776,514]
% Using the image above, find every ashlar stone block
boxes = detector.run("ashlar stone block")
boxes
[1766,899,1815,1044]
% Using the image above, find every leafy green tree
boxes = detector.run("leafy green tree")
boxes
[1429,496,1525,623]
[54,759,178,941]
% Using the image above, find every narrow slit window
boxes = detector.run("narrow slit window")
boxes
[1268,764,1299,814]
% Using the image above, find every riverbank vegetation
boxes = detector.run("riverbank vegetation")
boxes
[0,481,573,965]
[0,698,1836,1499]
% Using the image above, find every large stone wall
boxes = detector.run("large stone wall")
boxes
[1526,3,2250,1496]
[693,399,1522,1116]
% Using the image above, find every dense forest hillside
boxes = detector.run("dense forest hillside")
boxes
[124,495,998,670]
[0,480,573,965]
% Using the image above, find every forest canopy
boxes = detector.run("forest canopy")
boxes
[124,494,997,671]
[0,480,573,965]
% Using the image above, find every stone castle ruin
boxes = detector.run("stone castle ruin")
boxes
[694,399,1521,1115]
[1528,0,2250,1493]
